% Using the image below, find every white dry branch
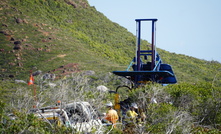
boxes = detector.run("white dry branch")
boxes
[166,111,193,134]
[10,88,33,112]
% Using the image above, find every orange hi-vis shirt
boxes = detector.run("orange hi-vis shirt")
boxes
[105,109,119,125]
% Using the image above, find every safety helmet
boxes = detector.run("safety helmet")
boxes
[105,102,113,107]
[131,103,138,109]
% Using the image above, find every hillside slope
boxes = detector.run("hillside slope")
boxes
[0,0,221,84]
[0,1,221,133]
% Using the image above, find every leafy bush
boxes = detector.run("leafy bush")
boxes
[165,82,221,130]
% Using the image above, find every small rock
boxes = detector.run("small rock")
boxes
[97,85,108,92]
[23,19,28,24]
[14,41,21,45]
[42,39,47,42]
[0,30,9,35]
[2,24,8,27]
[9,74,14,78]
[22,39,27,42]
[37,48,43,51]
[17,62,23,67]
[33,70,42,76]
[10,37,15,41]
[83,70,95,75]
[16,57,21,60]
[9,62,16,66]
[14,44,22,50]
[16,18,23,23]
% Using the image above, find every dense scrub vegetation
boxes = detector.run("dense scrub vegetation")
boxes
[0,73,220,133]
[0,0,221,133]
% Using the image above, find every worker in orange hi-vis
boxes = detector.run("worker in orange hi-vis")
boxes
[56,100,61,106]
[103,102,119,128]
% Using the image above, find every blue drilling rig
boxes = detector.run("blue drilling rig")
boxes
[113,19,177,88]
